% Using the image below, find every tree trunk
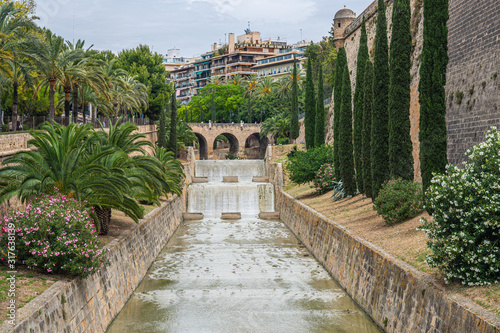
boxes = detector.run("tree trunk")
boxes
[49,79,56,120]
[82,88,86,123]
[95,206,111,235]
[72,83,78,123]
[12,80,19,130]
[64,88,71,119]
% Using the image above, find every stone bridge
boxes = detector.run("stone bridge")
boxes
[188,123,267,160]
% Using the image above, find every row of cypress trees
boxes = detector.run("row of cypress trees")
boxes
[157,91,178,156]
[304,58,327,149]
[332,0,447,199]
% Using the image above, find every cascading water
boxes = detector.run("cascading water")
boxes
[188,160,274,218]
[106,159,381,333]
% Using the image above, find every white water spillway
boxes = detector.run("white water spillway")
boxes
[188,160,274,218]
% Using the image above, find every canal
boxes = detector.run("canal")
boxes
[106,161,381,332]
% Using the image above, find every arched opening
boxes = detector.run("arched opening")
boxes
[245,133,269,159]
[194,133,208,160]
[213,133,239,159]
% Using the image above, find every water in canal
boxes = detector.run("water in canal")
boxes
[107,160,381,333]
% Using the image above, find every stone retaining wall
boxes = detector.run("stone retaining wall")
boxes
[0,193,184,333]
[269,162,500,333]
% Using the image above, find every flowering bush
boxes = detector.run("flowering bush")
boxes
[373,179,423,225]
[312,163,336,194]
[420,127,500,286]
[0,193,108,278]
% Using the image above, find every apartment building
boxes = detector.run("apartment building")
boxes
[252,41,309,81]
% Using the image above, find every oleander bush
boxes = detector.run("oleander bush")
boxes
[0,192,108,277]
[312,163,336,194]
[374,179,423,225]
[420,127,500,286]
[287,145,334,185]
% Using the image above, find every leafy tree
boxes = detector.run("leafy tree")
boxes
[314,63,325,147]
[117,45,167,120]
[353,20,369,193]
[418,0,449,193]
[290,56,299,140]
[371,0,390,199]
[389,0,413,181]
[362,60,374,198]
[169,91,178,157]
[333,47,347,180]
[339,67,356,196]
[304,57,316,149]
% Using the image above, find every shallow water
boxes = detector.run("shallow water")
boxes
[106,217,381,333]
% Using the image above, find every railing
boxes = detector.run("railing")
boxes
[0,115,155,133]
[226,68,257,74]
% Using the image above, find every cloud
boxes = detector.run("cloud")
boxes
[187,0,316,22]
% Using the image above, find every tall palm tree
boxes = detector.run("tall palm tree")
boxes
[0,2,37,126]
[244,74,258,122]
[34,30,71,120]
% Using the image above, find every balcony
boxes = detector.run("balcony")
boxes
[226,68,257,74]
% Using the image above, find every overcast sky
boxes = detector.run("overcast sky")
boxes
[36,0,372,58]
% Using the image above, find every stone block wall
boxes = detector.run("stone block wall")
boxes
[270,162,500,333]
[0,194,184,333]
[445,0,500,165]
[327,0,498,178]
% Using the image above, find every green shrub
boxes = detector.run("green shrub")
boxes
[374,179,423,225]
[312,163,336,194]
[277,135,290,145]
[0,192,108,278]
[420,127,500,286]
[287,145,334,185]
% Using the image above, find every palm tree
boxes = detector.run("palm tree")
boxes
[34,30,78,120]
[244,74,258,122]
[260,113,291,142]
[0,3,37,127]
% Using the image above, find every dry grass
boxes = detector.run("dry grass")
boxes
[277,147,500,318]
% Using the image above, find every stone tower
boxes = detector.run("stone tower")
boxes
[332,5,356,49]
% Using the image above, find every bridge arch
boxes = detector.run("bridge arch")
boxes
[194,133,208,160]
[245,133,269,159]
[188,123,267,160]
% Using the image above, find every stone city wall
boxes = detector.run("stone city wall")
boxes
[0,192,184,333]
[445,0,500,165]
[327,0,498,177]
[269,162,500,333]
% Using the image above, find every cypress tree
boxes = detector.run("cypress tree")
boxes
[389,0,413,181]
[157,105,167,148]
[333,47,347,180]
[371,0,390,199]
[353,19,369,193]
[362,60,374,198]
[290,56,300,141]
[315,63,325,147]
[419,0,449,193]
[169,92,178,157]
[304,57,316,149]
[339,66,356,196]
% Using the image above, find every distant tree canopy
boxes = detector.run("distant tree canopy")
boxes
[117,45,168,120]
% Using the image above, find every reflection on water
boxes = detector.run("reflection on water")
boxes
[107,217,381,333]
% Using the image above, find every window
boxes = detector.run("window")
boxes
[338,23,341,28]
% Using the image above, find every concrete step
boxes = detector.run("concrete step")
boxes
[259,212,280,220]
[223,176,239,183]
[183,213,204,220]
[221,212,241,219]
[192,177,209,183]
[253,176,270,182]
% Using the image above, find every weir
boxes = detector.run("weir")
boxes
[107,160,381,332]
[188,160,274,218]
